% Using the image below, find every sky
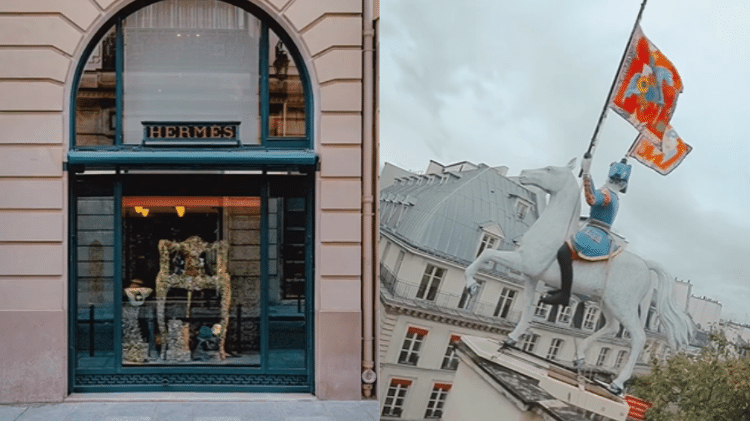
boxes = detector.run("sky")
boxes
[380,0,750,323]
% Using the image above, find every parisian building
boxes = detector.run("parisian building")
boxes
[378,161,677,420]
[0,0,379,403]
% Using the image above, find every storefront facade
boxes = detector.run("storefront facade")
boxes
[0,0,378,403]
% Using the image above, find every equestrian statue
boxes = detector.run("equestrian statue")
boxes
[464,157,693,395]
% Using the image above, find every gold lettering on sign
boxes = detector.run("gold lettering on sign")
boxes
[223,126,235,138]
[193,126,207,138]
[145,123,238,141]
[148,126,163,138]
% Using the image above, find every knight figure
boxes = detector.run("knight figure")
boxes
[539,155,632,306]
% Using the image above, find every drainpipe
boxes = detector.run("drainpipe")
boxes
[361,0,377,399]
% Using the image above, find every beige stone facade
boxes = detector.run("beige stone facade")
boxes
[0,0,378,403]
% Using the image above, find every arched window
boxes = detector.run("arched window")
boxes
[71,0,311,154]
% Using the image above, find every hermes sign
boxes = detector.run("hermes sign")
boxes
[142,121,240,146]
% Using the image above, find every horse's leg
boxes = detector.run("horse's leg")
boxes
[574,303,620,367]
[465,249,522,290]
[609,309,646,395]
[505,279,536,346]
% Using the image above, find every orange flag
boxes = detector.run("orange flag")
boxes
[627,125,692,175]
[610,25,683,143]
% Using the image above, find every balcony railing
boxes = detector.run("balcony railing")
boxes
[380,262,521,324]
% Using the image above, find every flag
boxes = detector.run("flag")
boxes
[610,26,683,144]
[624,394,653,420]
[627,124,692,175]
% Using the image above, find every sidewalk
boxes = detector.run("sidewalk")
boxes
[0,394,379,421]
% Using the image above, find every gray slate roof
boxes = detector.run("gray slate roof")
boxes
[380,163,540,264]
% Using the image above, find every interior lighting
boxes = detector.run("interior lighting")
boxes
[134,206,149,217]
[175,206,186,217]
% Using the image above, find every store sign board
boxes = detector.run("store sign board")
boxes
[142,121,240,146]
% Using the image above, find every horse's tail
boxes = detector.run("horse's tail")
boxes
[646,260,694,351]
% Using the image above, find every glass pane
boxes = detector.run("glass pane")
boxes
[75,26,117,147]
[121,196,261,366]
[76,195,116,369]
[268,29,306,137]
[123,0,261,145]
[268,197,307,369]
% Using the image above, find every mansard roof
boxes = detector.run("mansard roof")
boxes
[380,162,540,263]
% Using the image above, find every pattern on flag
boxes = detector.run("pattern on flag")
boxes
[610,25,683,144]
[627,125,692,175]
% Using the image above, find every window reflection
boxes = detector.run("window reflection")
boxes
[269,30,306,137]
[123,0,261,145]
[74,0,309,148]
[75,26,117,146]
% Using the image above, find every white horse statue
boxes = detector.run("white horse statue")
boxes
[465,158,692,395]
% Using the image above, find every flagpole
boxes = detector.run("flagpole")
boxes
[581,0,648,174]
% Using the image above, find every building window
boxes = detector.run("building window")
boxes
[534,301,551,318]
[73,0,310,149]
[457,281,482,310]
[514,197,533,219]
[596,347,611,367]
[68,0,318,392]
[494,287,516,318]
[72,174,314,390]
[520,334,539,353]
[381,241,391,264]
[424,383,451,419]
[394,250,405,278]
[614,350,628,368]
[547,338,564,361]
[476,233,498,257]
[398,327,427,365]
[382,378,411,418]
[441,335,461,370]
[557,304,573,324]
[583,306,599,330]
[417,264,445,301]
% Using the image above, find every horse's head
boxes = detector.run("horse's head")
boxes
[518,158,577,194]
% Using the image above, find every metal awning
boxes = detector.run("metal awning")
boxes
[65,149,318,172]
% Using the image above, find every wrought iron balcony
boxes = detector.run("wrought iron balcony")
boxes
[380,262,521,324]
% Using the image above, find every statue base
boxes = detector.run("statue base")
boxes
[443,336,629,421]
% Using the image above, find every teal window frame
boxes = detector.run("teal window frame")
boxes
[68,0,314,157]
[68,173,315,393]
[66,0,317,393]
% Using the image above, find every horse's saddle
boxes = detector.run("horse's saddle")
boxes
[568,219,626,261]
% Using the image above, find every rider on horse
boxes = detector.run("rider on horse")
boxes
[539,156,632,306]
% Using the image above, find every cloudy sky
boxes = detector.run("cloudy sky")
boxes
[380,0,750,322]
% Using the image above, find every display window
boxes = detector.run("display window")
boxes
[71,175,313,391]
[68,0,315,392]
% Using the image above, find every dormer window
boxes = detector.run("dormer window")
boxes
[534,301,551,319]
[477,233,498,257]
[476,222,504,257]
[583,306,600,330]
[515,198,532,219]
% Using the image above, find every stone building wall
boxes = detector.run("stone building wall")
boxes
[0,0,373,403]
